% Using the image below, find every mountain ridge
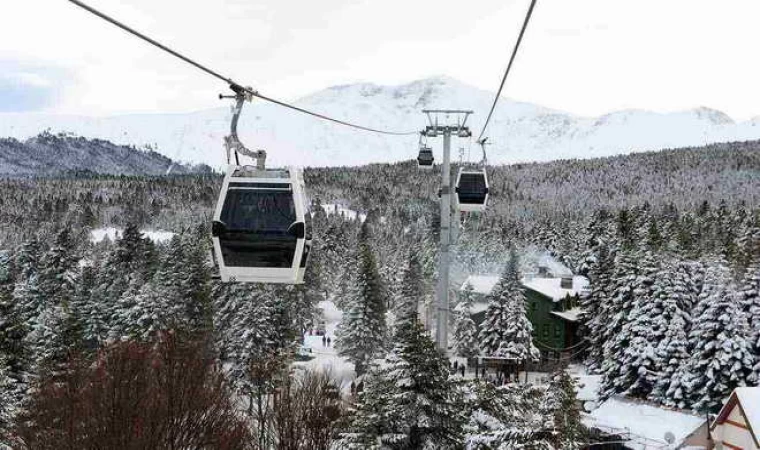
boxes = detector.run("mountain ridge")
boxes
[2,76,759,168]
[0,132,209,176]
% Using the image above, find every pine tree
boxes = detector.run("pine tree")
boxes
[213,283,292,389]
[336,222,387,375]
[340,320,462,449]
[395,251,425,333]
[0,352,15,436]
[90,223,157,343]
[680,261,756,412]
[462,380,551,449]
[0,253,27,390]
[648,260,699,405]
[615,248,660,398]
[453,282,479,360]
[581,242,615,373]
[599,248,640,397]
[540,368,587,450]
[478,247,539,363]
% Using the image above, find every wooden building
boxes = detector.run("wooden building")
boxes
[460,268,589,359]
[711,387,760,450]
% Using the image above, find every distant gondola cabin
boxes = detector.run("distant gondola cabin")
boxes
[460,265,589,359]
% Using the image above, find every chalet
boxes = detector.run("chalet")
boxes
[460,265,589,359]
[711,387,760,450]
[584,396,710,450]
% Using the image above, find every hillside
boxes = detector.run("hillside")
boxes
[0,132,209,176]
[3,77,760,168]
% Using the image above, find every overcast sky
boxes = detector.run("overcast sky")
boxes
[3,0,760,119]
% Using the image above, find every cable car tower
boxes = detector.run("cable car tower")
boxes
[421,109,473,351]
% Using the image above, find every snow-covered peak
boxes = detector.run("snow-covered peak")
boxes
[691,106,734,125]
[2,76,760,168]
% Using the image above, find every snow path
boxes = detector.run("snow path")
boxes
[293,300,356,392]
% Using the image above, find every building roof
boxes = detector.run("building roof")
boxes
[523,276,589,301]
[550,307,583,322]
[712,387,760,447]
[461,274,589,303]
[462,275,501,295]
[584,396,706,450]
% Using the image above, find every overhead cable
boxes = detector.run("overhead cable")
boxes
[476,0,538,143]
[68,0,417,136]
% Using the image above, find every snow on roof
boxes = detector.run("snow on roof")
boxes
[461,274,590,303]
[523,276,589,302]
[537,254,573,277]
[462,275,501,295]
[735,387,760,435]
[551,307,583,322]
[584,396,705,449]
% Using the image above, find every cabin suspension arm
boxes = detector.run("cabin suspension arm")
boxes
[221,84,267,169]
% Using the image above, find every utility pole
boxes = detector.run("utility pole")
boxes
[422,110,472,352]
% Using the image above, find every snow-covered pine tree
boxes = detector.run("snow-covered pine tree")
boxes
[177,229,213,331]
[462,380,550,449]
[339,319,462,449]
[213,283,292,392]
[581,241,615,373]
[681,260,756,412]
[648,259,699,406]
[24,228,84,371]
[478,247,539,364]
[336,222,387,375]
[0,352,14,437]
[599,247,640,398]
[615,247,660,398]
[394,251,424,333]
[453,282,479,360]
[540,368,587,450]
[0,253,27,392]
[735,216,760,380]
[90,223,157,343]
[38,229,77,305]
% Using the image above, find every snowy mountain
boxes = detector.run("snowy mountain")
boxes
[3,76,760,168]
[0,132,207,176]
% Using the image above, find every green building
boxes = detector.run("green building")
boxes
[461,271,588,360]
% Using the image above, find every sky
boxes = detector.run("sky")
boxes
[3,0,760,119]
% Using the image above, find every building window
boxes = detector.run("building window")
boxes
[555,327,562,338]
[543,324,550,337]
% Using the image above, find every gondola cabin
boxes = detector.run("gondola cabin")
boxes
[455,168,489,212]
[212,165,311,284]
[417,146,434,170]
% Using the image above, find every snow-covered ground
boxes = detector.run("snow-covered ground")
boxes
[294,300,356,392]
[90,227,175,244]
[583,396,706,450]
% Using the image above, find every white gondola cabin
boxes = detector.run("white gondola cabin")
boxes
[417,146,434,170]
[455,168,489,212]
[212,165,311,284]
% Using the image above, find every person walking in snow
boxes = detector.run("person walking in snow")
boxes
[322,335,327,347]
[326,336,332,347]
